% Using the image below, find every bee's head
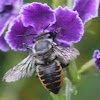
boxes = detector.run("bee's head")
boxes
[33,32,55,56]
[32,32,55,43]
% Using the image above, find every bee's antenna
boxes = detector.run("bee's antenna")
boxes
[55,27,63,34]
[43,24,50,33]
[17,34,36,37]
[53,28,64,40]
[22,43,32,50]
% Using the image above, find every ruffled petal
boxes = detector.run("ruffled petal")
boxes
[0,0,23,36]
[5,16,36,51]
[0,14,13,36]
[0,4,13,36]
[0,0,23,11]
[49,6,84,44]
[73,0,99,23]
[0,0,14,9]
[55,39,71,47]
[93,50,100,70]
[0,34,9,52]
[20,2,56,32]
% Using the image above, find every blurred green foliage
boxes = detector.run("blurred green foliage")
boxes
[0,0,100,100]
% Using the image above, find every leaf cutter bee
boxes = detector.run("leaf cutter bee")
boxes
[3,28,79,94]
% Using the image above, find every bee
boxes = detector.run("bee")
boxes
[3,29,79,94]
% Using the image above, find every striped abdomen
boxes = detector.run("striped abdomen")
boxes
[37,62,64,94]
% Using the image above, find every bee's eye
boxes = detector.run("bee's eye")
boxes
[33,39,36,43]
[47,34,51,38]
[46,32,53,38]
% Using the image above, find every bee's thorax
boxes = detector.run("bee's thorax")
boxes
[32,39,53,56]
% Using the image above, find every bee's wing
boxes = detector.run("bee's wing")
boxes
[53,45,80,64]
[3,55,35,82]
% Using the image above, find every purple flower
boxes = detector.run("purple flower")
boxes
[73,0,99,23]
[0,0,23,51]
[5,0,99,51]
[0,0,23,36]
[0,34,9,52]
[5,2,83,51]
[93,50,100,70]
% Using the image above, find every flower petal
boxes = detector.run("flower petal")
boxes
[0,3,13,36]
[5,16,36,51]
[49,6,84,44]
[0,34,9,52]
[0,14,13,36]
[20,2,56,32]
[73,0,99,23]
[0,0,23,36]
[0,0,14,8]
[0,0,23,9]
[93,50,100,70]
[55,39,71,47]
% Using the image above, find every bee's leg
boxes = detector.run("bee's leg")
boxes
[17,34,36,37]
[61,63,70,68]
[55,60,69,68]
[35,66,40,78]
[22,43,32,50]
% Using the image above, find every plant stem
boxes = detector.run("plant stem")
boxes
[78,59,95,74]
[52,0,66,8]
[67,0,74,9]
[65,78,72,100]
[66,61,80,84]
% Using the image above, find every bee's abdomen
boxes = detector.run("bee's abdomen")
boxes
[38,62,64,94]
